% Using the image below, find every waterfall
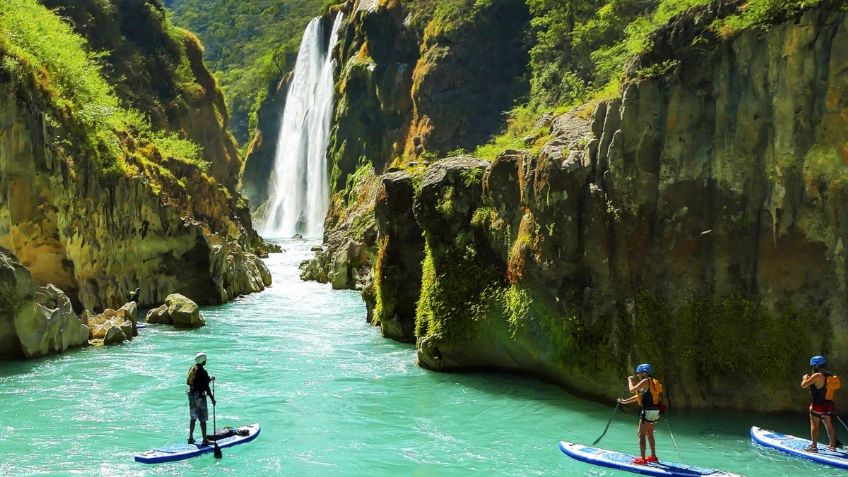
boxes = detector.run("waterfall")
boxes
[258,13,344,238]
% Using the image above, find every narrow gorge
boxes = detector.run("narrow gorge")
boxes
[243,0,848,414]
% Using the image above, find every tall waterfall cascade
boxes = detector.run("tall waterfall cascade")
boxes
[258,13,344,238]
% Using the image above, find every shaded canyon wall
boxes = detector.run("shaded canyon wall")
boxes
[372,2,848,412]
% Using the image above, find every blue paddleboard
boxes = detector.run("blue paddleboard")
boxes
[559,441,743,476]
[134,423,260,464]
[750,426,848,469]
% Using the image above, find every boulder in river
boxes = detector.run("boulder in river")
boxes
[85,304,136,345]
[14,285,90,358]
[145,304,171,324]
[165,294,205,328]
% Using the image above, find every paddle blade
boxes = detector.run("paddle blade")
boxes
[213,443,222,459]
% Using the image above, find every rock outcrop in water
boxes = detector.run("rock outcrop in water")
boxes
[306,0,848,412]
[146,293,205,328]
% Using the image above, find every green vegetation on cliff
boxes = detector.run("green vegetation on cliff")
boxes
[166,0,327,144]
[475,0,835,159]
[527,0,832,108]
[0,0,204,176]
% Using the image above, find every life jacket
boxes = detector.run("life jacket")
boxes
[811,372,841,403]
[187,365,198,387]
[636,378,663,410]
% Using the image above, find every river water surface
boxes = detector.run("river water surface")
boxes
[0,241,841,476]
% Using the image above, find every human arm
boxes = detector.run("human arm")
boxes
[628,376,650,394]
[801,372,823,389]
[617,395,639,405]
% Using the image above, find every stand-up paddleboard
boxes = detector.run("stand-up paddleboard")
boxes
[134,423,260,464]
[750,426,848,469]
[559,441,744,476]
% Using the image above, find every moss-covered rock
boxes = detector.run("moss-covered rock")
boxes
[373,171,424,342]
[40,0,242,188]
[369,3,848,412]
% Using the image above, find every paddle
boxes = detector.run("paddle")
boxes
[592,400,621,446]
[837,415,848,435]
[212,379,222,459]
[661,375,680,451]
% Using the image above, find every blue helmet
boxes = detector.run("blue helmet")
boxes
[636,363,653,375]
[810,356,826,367]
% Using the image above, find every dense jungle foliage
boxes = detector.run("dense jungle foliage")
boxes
[162,0,831,155]
[165,0,328,145]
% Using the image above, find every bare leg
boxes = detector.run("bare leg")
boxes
[189,419,196,443]
[647,423,657,457]
[638,421,647,459]
[823,416,837,450]
[809,415,820,451]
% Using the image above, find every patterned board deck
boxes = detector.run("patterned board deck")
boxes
[559,441,744,477]
[134,423,260,464]
[750,426,848,469]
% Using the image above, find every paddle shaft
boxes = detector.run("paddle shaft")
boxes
[664,417,680,450]
[592,401,620,445]
[838,415,848,434]
[212,379,222,458]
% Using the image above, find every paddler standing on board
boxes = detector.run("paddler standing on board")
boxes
[801,355,841,452]
[618,363,664,465]
[187,352,216,445]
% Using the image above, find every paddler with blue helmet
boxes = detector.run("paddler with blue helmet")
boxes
[801,355,840,452]
[618,363,664,465]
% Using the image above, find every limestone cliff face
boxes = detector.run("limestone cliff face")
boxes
[373,2,848,412]
[0,80,269,312]
[300,0,529,295]
[328,0,528,189]
[40,0,242,188]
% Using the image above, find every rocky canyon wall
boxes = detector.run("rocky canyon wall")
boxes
[372,1,848,412]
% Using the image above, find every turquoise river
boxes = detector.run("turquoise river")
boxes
[0,241,842,476]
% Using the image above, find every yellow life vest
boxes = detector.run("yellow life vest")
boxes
[826,375,841,401]
[187,365,197,387]
[635,378,663,409]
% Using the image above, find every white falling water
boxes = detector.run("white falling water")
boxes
[259,13,344,238]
